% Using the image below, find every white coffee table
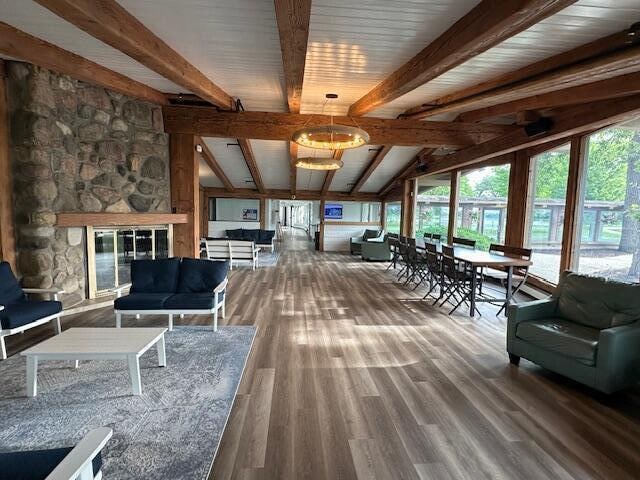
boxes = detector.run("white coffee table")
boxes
[21,327,167,397]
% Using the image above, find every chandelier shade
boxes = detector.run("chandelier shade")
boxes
[295,157,344,170]
[292,124,369,150]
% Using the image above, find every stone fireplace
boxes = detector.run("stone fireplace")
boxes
[6,61,170,306]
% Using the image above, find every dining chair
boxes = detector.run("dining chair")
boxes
[437,245,481,316]
[387,237,401,271]
[431,233,442,241]
[422,242,442,300]
[486,244,533,314]
[452,236,476,248]
[424,232,433,240]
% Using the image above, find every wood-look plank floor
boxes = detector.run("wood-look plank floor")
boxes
[7,229,640,480]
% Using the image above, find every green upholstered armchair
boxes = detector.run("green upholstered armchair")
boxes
[507,272,640,394]
[361,236,391,261]
[350,229,384,255]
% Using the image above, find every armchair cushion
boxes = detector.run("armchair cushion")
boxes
[164,292,223,310]
[0,261,25,306]
[130,258,180,294]
[363,229,382,241]
[177,258,229,293]
[0,447,102,480]
[114,293,173,310]
[516,318,600,366]
[556,272,640,329]
[0,300,62,330]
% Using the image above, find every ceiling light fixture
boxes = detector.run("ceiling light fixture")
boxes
[292,93,370,150]
[295,157,344,170]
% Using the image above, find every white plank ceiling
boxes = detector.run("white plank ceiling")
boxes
[2,0,639,191]
[198,156,224,188]
[329,146,380,192]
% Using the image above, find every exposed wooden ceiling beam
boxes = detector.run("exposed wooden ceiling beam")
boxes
[321,151,343,195]
[237,139,265,193]
[403,28,634,118]
[403,42,640,121]
[202,187,380,202]
[347,0,575,116]
[458,70,640,122]
[289,142,298,196]
[162,107,516,147]
[420,94,640,176]
[0,22,167,105]
[35,0,233,109]
[197,137,235,192]
[378,148,435,196]
[274,0,311,113]
[350,146,392,194]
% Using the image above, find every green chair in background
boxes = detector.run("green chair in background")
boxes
[350,229,384,255]
[361,235,391,261]
[507,271,640,394]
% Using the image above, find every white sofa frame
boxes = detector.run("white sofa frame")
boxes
[113,277,228,332]
[203,239,259,270]
[46,427,112,480]
[0,288,64,360]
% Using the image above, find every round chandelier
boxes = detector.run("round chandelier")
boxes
[291,93,370,150]
[295,156,344,171]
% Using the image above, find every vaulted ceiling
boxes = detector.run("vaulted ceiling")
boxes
[1,0,639,197]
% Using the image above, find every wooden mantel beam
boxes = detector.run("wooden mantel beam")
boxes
[274,0,312,113]
[162,107,516,147]
[238,139,265,193]
[421,94,640,175]
[0,22,167,105]
[458,70,640,123]
[403,42,640,121]
[347,0,575,116]
[35,0,233,109]
[350,146,392,194]
[197,137,235,192]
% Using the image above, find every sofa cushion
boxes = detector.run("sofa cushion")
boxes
[556,272,640,329]
[177,258,228,293]
[130,258,180,294]
[226,229,244,240]
[164,293,223,310]
[0,447,102,480]
[516,318,600,366]
[258,230,275,244]
[0,261,25,306]
[243,229,260,242]
[0,300,62,330]
[114,293,173,310]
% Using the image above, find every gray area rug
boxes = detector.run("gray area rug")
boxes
[0,326,256,479]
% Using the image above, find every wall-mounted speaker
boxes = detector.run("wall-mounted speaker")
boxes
[524,117,554,137]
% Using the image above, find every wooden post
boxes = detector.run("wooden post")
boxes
[200,186,209,238]
[0,60,16,269]
[318,199,325,251]
[447,171,460,244]
[400,178,416,237]
[260,197,267,230]
[170,134,200,257]
[381,200,387,231]
[560,136,587,272]
[505,150,532,246]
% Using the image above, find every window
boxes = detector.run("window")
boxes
[525,143,571,283]
[574,124,640,283]
[455,164,510,250]
[385,202,401,234]
[414,174,450,239]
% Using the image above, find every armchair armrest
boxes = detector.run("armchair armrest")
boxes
[506,298,557,325]
[113,283,132,298]
[46,427,112,480]
[597,322,640,392]
[23,288,65,301]
[214,277,228,294]
[350,236,363,243]
[367,233,385,243]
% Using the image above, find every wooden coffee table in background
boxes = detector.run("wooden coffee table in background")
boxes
[21,327,167,397]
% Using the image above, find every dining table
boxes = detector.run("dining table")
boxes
[416,240,532,317]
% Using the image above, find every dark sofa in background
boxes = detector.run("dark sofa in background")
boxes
[226,229,276,252]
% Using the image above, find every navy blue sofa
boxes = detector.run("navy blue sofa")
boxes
[114,257,229,331]
[0,261,64,359]
[0,427,112,480]
[226,229,276,252]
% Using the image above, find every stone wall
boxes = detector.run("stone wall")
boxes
[6,62,170,305]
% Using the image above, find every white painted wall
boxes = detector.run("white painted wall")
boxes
[323,223,382,252]
[322,201,382,222]
[215,198,261,221]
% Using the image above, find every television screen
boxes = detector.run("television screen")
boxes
[324,204,343,219]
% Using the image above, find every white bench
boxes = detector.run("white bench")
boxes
[203,239,260,270]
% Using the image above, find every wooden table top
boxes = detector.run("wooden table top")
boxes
[21,327,167,356]
[416,240,532,268]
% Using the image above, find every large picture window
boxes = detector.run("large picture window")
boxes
[525,143,571,283]
[455,164,510,250]
[573,123,640,283]
[385,202,401,234]
[414,174,451,239]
